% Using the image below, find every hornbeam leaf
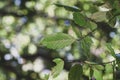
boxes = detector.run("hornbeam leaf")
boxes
[51,58,64,78]
[90,11,106,22]
[68,64,83,80]
[106,43,116,58]
[73,12,87,27]
[41,33,76,49]
[90,68,94,78]
[94,69,103,80]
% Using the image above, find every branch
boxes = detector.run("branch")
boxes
[85,60,115,65]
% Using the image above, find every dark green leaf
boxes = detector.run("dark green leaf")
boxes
[73,12,87,27]
[68,64,83,80]
[80,37,92,57]
[54,3,81,12]
[51,58,64,78]
[41,33,76,49]
[90,68,94,78]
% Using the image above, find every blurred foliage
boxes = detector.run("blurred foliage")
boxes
[0,0,120,80]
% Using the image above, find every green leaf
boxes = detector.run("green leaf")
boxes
[90,68,94,78]
[80,37,92,57]
[90,11,107,22]
[44,74,49,80]
[86,21,97,31]
[41,33,76,49]
[51,58,64,78]
[54,3,81,12]
[73,12,87,27]
[94,65,104,70]
[71,26,82,38]
[68,64,83,80]
[93,69,103,80]
[106,43,116,58]
[105,64,113,73]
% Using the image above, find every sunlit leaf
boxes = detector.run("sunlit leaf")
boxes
[86,21,97,30]
[71,26,82,38]
[105,64,113,73]
[94,69,103,80]
[51,58,64,78]
[73,12,87,27]
[91,11,107,22]
[68,64,83,80]
[106,43,116,58]
[41,33,76,49]
[55,3,81,12]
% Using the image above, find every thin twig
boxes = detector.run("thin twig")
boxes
[85,60,115,65]
[77,28,97,41]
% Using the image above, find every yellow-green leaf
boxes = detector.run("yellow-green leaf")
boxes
[91,11,107,22]
[51,58,64,78]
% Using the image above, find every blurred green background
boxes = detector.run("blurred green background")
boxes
[0,0,120,80]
